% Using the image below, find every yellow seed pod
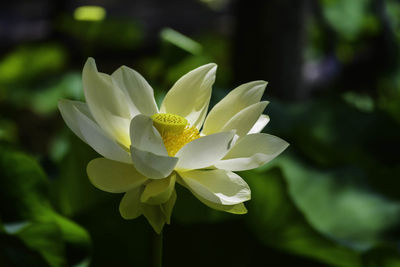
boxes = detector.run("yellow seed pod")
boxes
[151,113,188,135]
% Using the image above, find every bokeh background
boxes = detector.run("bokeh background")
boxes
[1,0,400,266]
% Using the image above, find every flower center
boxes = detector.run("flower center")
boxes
[151,113,200,156]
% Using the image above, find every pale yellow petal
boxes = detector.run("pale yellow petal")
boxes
[87,158,147,193]
[161,190,177,224]
[141,204,165,234]
[119,187,143,219]
[141,174,176,205]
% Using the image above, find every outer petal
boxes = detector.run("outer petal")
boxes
[175,131,235,170]
[248,114,270,134]
[58,100,131,163]
[220,101,269,138]
[160,63,217,129]
[87,158,147,193]
[129,115,168,156]
[141,204,165,234]
[177,178,247,214]
[141,191,177,233]
[83,58,131,147]
[161,190,177,224]
[141,174,176,205]
[202,81,267,135]
[178,169,250,205]
[112,66,158,117]
[130,146,178,179]
[119,187,143,219]
[215,133,289,171]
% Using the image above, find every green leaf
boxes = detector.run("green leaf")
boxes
[16,222,66,267]
[0,143,91,266]
[243,168,363,267]
[273,155,400,250]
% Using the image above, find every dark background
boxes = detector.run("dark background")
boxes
[1,0,400,266]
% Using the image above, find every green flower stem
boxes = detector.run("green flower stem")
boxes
[153,231,163,267]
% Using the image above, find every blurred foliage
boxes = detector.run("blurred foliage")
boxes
[1,0,400,266]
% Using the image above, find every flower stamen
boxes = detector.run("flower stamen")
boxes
[151,113,200,156]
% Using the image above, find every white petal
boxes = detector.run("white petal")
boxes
[82,58,131,147]
[130,146,178,179]
[215,133,289,171]
[193,193,248,214]
[177,178,247,214]
[112,66,158,117]
[140,174,176,205]
[220,101,269,138]
[160,63,217,129]
[248,114,270,134]
[202,81,267,135]
[178,169,250,205]
[119,187,143,219]
[175,131,235,170]
[58,99,131,163]
[87,158,147,193]
[129,114,168,156]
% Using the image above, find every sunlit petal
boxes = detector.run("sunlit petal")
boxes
[58,99,131,163]
[219,101,269,138]
[178,169,250,205]
[248,114,270,134]
[203,81,267,135]
[160,63,217,129]
[112,66,158,117]
[82,57,131,147]
[215,133,289,171]
[175,131,235,170]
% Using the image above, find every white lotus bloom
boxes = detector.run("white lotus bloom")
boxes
[58,58,289,233]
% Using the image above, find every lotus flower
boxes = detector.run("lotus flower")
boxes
[58,58,288,233]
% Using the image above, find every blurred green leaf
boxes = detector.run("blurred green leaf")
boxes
[16,222,66,267]
[0,143,91,266]
[321,0,372,41]
[57,16,143,50]
[51,134,107,217]
[0,119,18,143]
[31,72,83,115]
[161,28,203,55]
[362,245,400,267]
[0,230,50,267]
[0,44,67,89]
[243,168,363,266]
[269,154,400,250]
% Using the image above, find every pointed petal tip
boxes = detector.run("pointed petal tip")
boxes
[199,63,217,73]
[83,57,97,72]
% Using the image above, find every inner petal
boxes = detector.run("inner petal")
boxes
[151,113,200,156]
